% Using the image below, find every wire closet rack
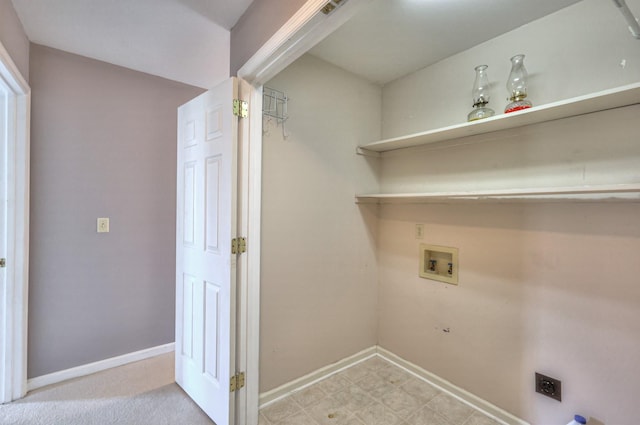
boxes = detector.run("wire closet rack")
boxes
[262,86,289,138]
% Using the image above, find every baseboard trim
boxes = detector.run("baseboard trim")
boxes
[27,343,175,392]
[259,346,377,407]
[258,345,527,425]
[376,347,529,425]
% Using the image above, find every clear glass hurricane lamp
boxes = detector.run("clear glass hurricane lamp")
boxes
[467,65,495,122]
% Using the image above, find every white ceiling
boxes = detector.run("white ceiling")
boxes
[310,0,584,85]
[11,0,255,89]
[11,0,585,89]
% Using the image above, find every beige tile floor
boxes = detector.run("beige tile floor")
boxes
[259,356,502,425]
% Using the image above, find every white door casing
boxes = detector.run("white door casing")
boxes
[0,41,30,404]
[0,77,8,403]
[176,77,238,424]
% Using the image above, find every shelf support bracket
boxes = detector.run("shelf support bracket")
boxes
[612,0,640,39]
[356,146,381,158]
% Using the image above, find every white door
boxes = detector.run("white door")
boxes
[176,77,239,424]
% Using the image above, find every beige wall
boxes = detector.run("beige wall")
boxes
[260,0,640,423]
[381,0,640,139]
[230,0,307,75]
[377,0,640,423]
[376,106,640,424]
[28,44,204,377]
[0,0,29,81]
[378,201,640,424]
[260,54,381,392]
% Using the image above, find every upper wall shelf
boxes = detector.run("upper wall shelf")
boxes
[356,184,640,204]
[358,83,640,153]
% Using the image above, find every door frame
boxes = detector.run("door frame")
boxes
[0,41,30,404]
[235,0,371,423]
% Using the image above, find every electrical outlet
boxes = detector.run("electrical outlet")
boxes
[97,217,110,233]
[415,224,424,239]
[535,372,561,401]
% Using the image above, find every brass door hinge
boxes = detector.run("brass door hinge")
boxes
[321,0,344,15]
[233,99,248,118]
[230,372,245,392]
[0,258,5,268]
[231,237,247,254]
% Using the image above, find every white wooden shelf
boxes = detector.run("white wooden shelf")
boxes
[358,83,640,153]
[355,184,640,204]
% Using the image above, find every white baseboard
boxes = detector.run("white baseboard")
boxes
[27,343,175,392]
[258,345,527,425]
[376,347,529,425]
[259,346,377,407]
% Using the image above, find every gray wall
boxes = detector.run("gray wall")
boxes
[0,0,29,81]
[230,0,307,75]
[28,44,204,378]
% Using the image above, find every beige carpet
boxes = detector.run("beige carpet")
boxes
[0,352,215,425]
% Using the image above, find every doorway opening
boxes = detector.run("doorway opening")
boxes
[234,1,370,423]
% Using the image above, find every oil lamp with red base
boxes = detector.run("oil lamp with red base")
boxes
[504,54,533,113]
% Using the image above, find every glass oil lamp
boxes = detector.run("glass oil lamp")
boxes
[504,54,533,113]
[467,65,495,122]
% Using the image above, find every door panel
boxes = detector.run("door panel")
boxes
[183,162,197,247]
[176,78,238,425]
[205,156,221,252]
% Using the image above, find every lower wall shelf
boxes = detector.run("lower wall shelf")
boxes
[355,184,640,204]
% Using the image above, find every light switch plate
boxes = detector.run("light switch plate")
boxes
[97,217,110,233]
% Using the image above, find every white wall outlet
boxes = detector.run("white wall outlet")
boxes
[415,224,425,239]
[97,217,110,233]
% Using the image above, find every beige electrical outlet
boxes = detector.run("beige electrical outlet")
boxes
[419,244,458,285]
